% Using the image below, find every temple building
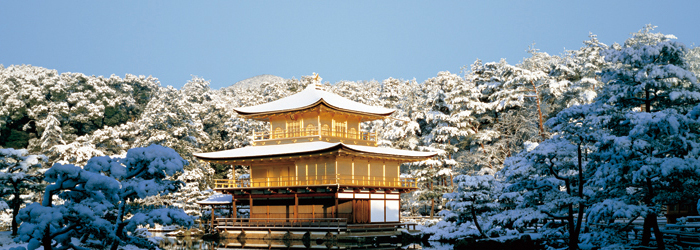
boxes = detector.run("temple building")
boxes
[194,80,435,230]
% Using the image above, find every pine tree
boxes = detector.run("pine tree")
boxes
[543,25,700,249]
[0,148,46,235]
[15,145,193,250]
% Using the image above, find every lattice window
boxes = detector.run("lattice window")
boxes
[334,121,347,137]
[349,128,357,139]
[288,120,301,137]
[321,124,330,136]
[306,124,316,136]
[274,127,284,139]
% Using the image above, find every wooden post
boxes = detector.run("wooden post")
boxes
[249,194,253,219]
[210,207,215,233]
[350,198,354,223]
[232,198,237,219]
[318,114,321,138]
[294,193,299,220]
[335,194,339,218]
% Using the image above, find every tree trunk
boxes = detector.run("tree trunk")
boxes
[642,215,651,246]
[42,223,52,250]
[641,178,664,249]
[430,198,435,219]
[645,90,651,112]
[530,80,546,139]
[470,200,486,238]
[110,201,127,250]
[11,182,20,236]
[573,143,585,249]
[563,176,578,250]
[644,92,664,249]
[479,143,494,169]
[567,205,578,250]
[652,217,665,249]
[429,176,435,219]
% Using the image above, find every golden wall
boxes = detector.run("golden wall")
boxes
[248,156,403,187]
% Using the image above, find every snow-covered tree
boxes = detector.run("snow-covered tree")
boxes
[542,25,700,249]
[16,163,121,250]
[687,46,700,77]
[459,59,544,174]
[0,148,46,236]
[85,145,193,250]
[442,175,503,238]
[410,71,471,218]
[170,168,211,216]
[500,137,589,249]
[546,34,608,113]
[15,145,193,250]
[0,65,159,163]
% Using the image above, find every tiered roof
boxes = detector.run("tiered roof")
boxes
[194,141,435,163]
[233,84,394,118]
[194,82,436,162]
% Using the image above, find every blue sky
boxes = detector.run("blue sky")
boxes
[1,1,698,89]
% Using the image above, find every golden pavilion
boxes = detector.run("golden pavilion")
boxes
[194,80,435,230]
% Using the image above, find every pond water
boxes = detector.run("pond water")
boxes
[155,235,455,250]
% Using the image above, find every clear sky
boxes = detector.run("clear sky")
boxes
[1,1,698,89]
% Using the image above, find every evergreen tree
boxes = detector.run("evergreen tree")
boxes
[544,25,700,249]
[15,145,193,250]
[0,148,46,236]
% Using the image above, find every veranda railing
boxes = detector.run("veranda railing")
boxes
[252,128,377,142]
[214,175,417,189]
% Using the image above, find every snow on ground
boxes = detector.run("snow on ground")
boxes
[0,231,156,250]
[0,231,27,249]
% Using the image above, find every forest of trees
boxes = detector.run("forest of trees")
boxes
[1,25,699,249]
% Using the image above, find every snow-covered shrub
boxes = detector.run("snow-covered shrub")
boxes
[15,145,194,250]
[0,148,46,235]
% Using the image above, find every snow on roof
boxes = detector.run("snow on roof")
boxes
[196,194,232,205]
[193,141,436,161]
[194,141,340,160]
[233,84,395,116]
[342,144,437,158]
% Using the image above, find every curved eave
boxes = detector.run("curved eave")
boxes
[232,86,395,118]
[193,142,436,164]
[193,142,345,163]
[338,144,437,162]
[235,101,394,120]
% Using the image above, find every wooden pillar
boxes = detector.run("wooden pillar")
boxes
[294,193,299,219]
[232,198,237,219]
[350,198,354,224]
[210,207,215,232]
[318,113,321,137]
[334,194,339,218]
[249,194,253,219]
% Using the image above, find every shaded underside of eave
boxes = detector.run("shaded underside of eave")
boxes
[214,184,419,193]
[194,144,344,163]
[335,148,434,162]
[193,144,436,164]
[215,186,420,191]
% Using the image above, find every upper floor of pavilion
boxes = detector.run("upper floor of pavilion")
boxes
[234,81,394,147]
